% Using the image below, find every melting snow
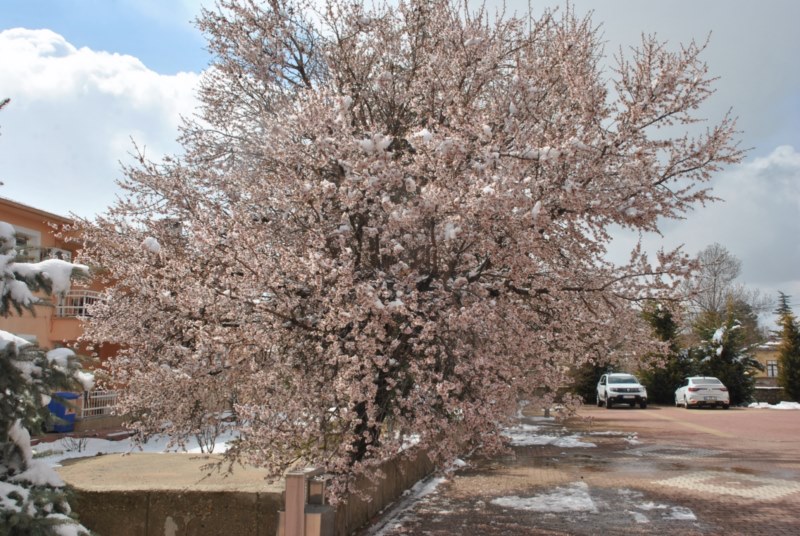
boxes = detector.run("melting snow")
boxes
[503,424,596,448]
[664,506,697,520]
[491,481,598,513]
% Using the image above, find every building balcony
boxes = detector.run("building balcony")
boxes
[56,290,102,318]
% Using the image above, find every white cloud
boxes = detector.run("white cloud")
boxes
[608,145,800,317]
[0,28,201,217]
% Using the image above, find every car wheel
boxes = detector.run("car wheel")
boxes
[684,397,692,409]
[605,397,612,409]
[722,404,729,410]
[639,401,647,409]
[675,397,681,407]
[596,395,603,407]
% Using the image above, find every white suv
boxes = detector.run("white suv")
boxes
[597,373,648,409]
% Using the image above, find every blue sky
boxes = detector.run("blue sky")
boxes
[1,0,799,313]
[1,0,210,74]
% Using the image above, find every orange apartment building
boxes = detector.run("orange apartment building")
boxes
[1,196,119,424]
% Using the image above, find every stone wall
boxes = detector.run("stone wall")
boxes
[752,386,787,405]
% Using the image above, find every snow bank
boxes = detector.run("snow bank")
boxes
[748,401,800,410]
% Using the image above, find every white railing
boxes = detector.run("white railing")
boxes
[81,390,119,419]
[56,290,102,318]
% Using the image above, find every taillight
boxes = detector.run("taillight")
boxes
[719,387,728,392]
[688,387,701,392]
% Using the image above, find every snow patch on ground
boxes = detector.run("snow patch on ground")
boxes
[502,424,595,448]
[490,481,598,513]
[628,510,650,523]
[34,430,238,467]
[748,401,800,410]
[363,476,447,536]
[663,506,697,520]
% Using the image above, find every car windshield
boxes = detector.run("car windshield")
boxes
[609,375,638,384]
[693,378,722,385]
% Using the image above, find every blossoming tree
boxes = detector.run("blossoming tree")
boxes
[80,0,742,496]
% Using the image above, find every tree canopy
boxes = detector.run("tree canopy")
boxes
[79,0,742,496]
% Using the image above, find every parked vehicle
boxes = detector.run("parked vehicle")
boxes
[596,373,648,409]
[675,376,730,409]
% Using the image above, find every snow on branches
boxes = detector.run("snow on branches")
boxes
[79,0,742,498]
[1,222,91,534]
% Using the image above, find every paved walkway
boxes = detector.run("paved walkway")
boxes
[359,405,800,535]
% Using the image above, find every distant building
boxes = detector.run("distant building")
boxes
[752,338,784,403]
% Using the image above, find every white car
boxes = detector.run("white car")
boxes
[675,376,730,409]
[596,373,648,409]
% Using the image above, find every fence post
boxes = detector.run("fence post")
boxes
[277,467,334,536]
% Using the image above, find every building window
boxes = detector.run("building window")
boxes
[767,360,778,378]
[13,229,42,262]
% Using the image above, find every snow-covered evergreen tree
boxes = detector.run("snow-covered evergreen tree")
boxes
[691,305,762,405]
[1,220,93,535]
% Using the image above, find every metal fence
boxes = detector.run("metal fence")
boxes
[81,390,119,419]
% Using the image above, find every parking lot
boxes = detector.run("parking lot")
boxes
[362,405,800,535]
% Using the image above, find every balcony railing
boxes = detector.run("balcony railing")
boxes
[56,290,102,318]
[81,390,119,419]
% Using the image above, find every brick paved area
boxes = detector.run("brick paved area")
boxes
[359,406,800,535]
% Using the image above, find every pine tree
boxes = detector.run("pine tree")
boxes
[691,304,763,405]
[639,302,692,404]
[775,292,800,401]
[0,221,93,535]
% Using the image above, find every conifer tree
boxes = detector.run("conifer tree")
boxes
[775,292,800,401]
[691,304,762,405]
[1,219,92,534]
[639,302,691,404]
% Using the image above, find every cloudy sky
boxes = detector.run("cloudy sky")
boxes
[1,0,798,315]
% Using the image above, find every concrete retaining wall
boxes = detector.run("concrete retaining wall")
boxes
[63,449,436,536]
[70,489,283,536]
